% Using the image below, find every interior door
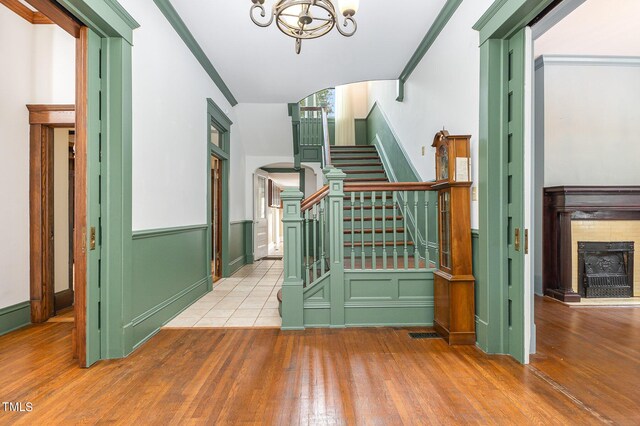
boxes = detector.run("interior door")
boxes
[254,170,269,260]
[505,28,526,363]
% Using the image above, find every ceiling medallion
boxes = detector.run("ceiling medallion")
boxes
[250,0,359,54]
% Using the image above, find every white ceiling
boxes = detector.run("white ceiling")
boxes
[535,0,640,57]
[172,0,447,103]
[268,173,300,188]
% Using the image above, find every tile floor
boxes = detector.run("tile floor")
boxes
[163,260,283,328]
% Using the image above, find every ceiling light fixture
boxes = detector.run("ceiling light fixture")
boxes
[250,0,359,54]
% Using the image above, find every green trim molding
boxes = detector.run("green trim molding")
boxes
[0,302,30,336]
[229,220,254,275]
[57,0,139,42]
[396,0,463,101]
[153,0,238,106]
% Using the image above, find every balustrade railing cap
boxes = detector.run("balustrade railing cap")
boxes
[281,188,304,200]
[323,167,346,179]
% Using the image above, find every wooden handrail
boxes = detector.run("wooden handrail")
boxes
[321,108,331,167]
[345,182,435,192]
[300,106,323,111]
[301,185,329,212]
[301,182,435,212]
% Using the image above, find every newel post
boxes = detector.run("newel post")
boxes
[325,167,346,327]
[281,188,304,330]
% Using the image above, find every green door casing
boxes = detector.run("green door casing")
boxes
[505,29,526,362]
[86,28,102,366]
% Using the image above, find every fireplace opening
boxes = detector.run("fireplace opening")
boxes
[577,242,635,298]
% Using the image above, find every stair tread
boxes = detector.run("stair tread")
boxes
[345,216,403,221]
[331,156,380,160]
[346,241,414,247]
[330,162,383,167]
[343,170,386,175]
[345,177,388,182]
[343,205,395,210]
[344,228,405,234]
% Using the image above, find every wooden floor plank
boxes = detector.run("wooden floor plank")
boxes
[0,298,638,424]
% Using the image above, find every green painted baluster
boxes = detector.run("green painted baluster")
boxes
[320,198,326,275]
[393,192,398,269]
[312,204,318,282]
[305,209,311,285]
[371,191,377,270]
[360,191,365,269]
[403,190,409,269]
[281,188,304,330]
[414,191,419,270]
[351,192,355,269]
[382,191,387,270]
[424,193,430,268]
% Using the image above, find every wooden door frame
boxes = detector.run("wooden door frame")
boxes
[211,155,223,282]
[27,104,76,323]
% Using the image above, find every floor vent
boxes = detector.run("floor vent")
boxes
[408,332,441,339]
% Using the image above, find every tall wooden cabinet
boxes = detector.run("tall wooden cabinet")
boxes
[432,131,475,345]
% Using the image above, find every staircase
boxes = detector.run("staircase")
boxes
[281,105,436,329]
[331,146,415,266]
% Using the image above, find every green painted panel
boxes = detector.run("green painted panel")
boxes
[398,277,433,299]
[131,226,208,323]
[348,279,394,300]
[0,302,30,336]
[300,146,322,163]
[345,306,433,327]
[354,119,367,146]
[327,118,336,146]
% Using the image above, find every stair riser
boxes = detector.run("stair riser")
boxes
[336,165,384,172]
[343,220,405,230]
[331,153,380,159]
[344,233,408,244]
[332,158,383,165]
[346,247,419,259]
[343,172,387,180]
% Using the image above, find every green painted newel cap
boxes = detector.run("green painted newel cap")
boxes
[323,166,346,179]
[281,188,304,199]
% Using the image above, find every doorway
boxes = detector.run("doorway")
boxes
[254,170,269,261]
[28,105,77,322]
[211,154,223,282]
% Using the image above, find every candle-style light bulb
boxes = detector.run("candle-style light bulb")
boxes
[338,0,359,16]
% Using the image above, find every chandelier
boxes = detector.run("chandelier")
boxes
[249,0,359,54]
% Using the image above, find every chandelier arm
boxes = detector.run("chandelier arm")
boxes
[336,15,357,37]
[250,3,274,27]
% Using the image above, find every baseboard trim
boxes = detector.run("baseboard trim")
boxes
[124,276,209,352]
[228,255,246,276]
[54,289,74,311]
[0,301,31,336]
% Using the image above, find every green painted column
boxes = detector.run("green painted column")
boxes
[281,188,305,330]
[325,167,346,327]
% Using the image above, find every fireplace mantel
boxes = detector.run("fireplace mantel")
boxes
[543,186,640,302]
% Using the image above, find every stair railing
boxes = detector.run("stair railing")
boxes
[299,106,331,168]
[343,182,435,270]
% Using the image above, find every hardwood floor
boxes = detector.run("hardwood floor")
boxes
[0,297,638,424]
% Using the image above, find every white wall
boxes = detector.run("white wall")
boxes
[538,58,640,186]
[53,129,70,293]
[366,0,493,229]
[121,0,247,230]
[0,7,75,310]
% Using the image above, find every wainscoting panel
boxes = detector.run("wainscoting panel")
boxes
[344,270,434,326]
[126,225,209,352]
